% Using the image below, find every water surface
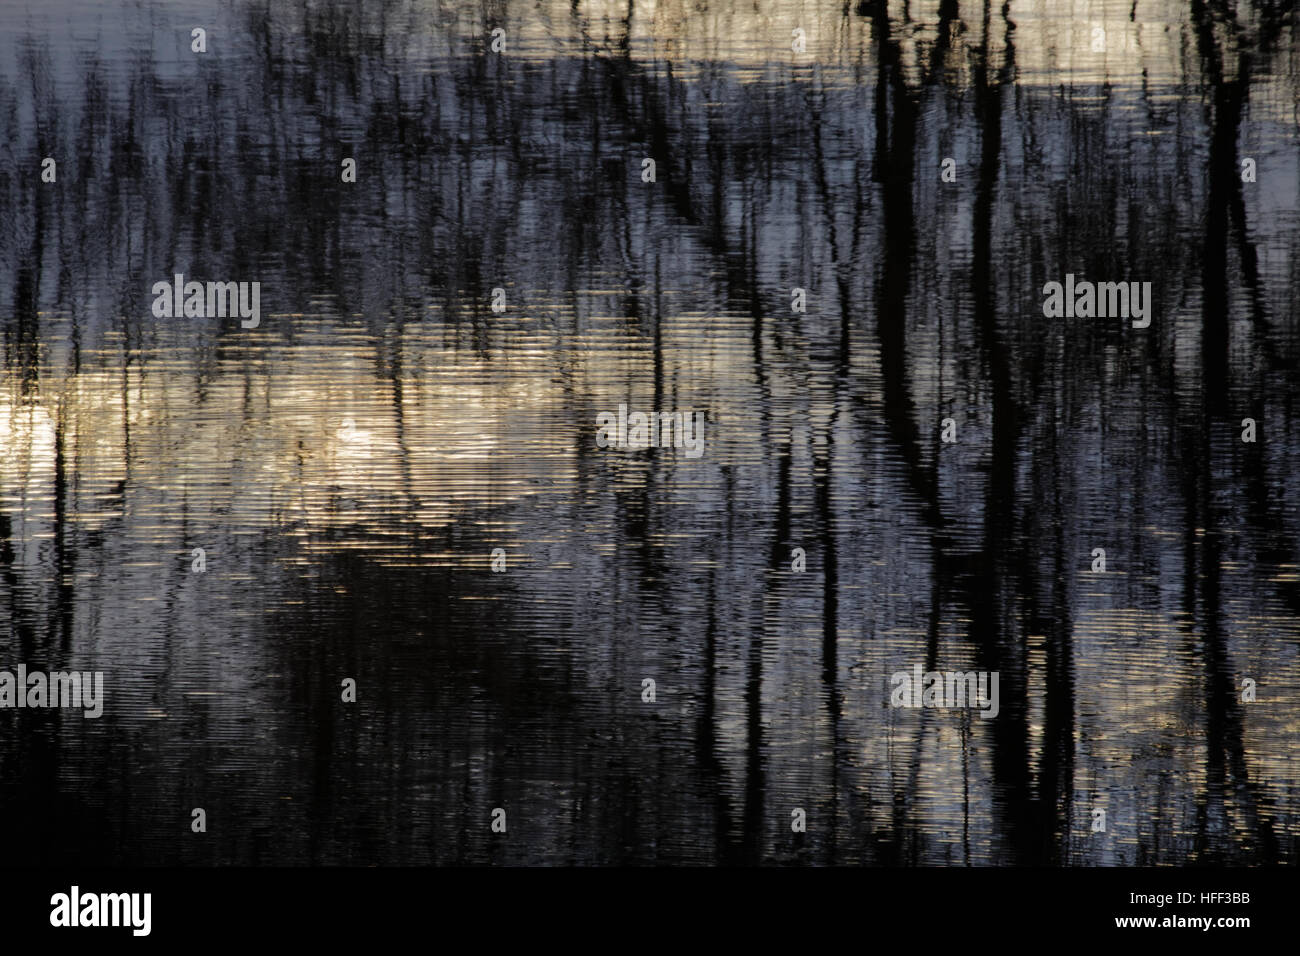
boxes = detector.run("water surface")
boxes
[0,0,1298,865]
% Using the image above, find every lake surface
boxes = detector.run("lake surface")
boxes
[1,0,1298,865]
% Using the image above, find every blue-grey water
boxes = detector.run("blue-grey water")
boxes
[0,0,1298,865]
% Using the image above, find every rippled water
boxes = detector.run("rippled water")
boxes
[1,0,1298,865]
